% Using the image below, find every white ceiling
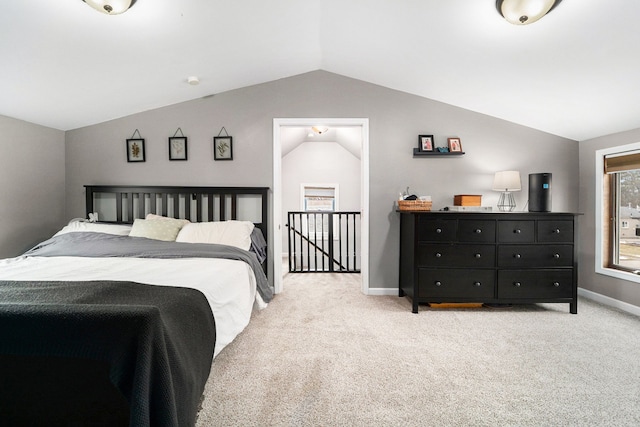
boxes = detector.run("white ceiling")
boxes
[2,0,639,141]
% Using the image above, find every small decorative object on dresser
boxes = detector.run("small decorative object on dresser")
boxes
[398,211,579,314]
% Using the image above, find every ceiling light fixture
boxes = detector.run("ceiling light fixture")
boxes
[496,0,562,25]
[311,126,329,135]
[82,0,137,15]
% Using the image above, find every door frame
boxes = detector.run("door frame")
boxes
[272,118,370,294]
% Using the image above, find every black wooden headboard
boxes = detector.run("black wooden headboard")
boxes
[84,185,269,247]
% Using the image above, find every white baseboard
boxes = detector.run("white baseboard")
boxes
[578,288,640,317]
[367,287,398,296]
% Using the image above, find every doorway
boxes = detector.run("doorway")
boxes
[272,118,369,294]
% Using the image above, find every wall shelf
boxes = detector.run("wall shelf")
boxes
[413,148,465,157]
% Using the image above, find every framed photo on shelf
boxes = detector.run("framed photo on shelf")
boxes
[448,137,462,152]
[126,138,145,162]
[214,136,233,160]
[169,137,188,161]
[418,135,434,152]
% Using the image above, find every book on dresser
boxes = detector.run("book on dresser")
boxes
[398,211,579,314]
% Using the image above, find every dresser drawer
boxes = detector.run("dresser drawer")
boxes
[497,245,573,268]
[537,220,574,243]
[417,219,457,242]
[498,270,573,298]
[418,244,495,268]
[457,220,496,243]
[498,221,535,243]
[418,269,495,299]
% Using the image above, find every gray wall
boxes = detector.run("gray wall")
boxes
[579,127,640,307]
[0,115,65,258]
[65,70,579,290]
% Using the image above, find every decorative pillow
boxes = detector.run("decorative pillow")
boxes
[145,213,190,228]
[129,218,183,241]
[54,221,132,236]
[176,220,255,250]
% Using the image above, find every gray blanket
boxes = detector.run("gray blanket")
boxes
[25,232,273,303]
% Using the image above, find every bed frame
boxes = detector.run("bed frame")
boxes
[85,185,269,242]
[85,185,270,273]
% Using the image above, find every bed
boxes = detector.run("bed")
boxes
[0,185,271,426]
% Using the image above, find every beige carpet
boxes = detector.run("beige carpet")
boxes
[196,272,640,426]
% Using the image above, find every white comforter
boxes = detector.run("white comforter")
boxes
[0,254,262,357]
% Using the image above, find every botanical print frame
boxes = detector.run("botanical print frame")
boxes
[126,138,145,162]
[169,137,188,161]
[214,136,233,160]
[448,137,462,152]
[418,135,434,152]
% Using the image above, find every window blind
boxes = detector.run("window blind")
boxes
[604,151,640,173]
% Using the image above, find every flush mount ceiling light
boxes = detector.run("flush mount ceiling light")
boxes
[83,0,137,15]
[311,126,329,135]
[496,0,562,25]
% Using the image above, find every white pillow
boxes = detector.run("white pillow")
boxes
[129,218,183,241]
[176,220,255,250]
[145,213,190,227]
[55,221,132,236]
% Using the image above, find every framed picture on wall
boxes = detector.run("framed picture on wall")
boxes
[169,137,188,160]
[214,136,233,160]
[126,138,145,162]
[448,137,462,152]
[418,135,434,152]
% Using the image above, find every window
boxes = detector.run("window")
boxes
[597,146,640,278]
[301,184,339,240]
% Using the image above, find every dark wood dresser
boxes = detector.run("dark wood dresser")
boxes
[398,211,579,313]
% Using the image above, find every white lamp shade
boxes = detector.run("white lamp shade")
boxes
[497,0,559,25]
[492,171,522,192]
[83,0,134,15]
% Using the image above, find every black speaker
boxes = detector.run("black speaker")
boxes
[529,173,552,212]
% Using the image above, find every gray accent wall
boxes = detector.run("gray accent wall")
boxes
[0,115,65,258]
[579,127,640,308]
[64,70,579,290]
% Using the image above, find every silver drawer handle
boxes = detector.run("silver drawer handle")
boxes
[554,229,561,234]
[514,254,521,259]
[553,282,560,287]
[436,228,442,233]
[435,281,442,286]
[514,229,521,234]
[514,282,521,287]
[474,282,481,287]
[435,252,442,258]
[475,229,482,234]
[475,253,481,258]
[553,253,560,259]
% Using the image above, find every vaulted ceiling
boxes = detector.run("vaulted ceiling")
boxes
[2,1,639,141]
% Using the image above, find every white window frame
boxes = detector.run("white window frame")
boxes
[595,142,640,283]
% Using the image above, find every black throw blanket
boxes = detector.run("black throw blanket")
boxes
[0,280,216,427]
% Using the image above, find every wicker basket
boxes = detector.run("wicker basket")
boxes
[398,199,432,211]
